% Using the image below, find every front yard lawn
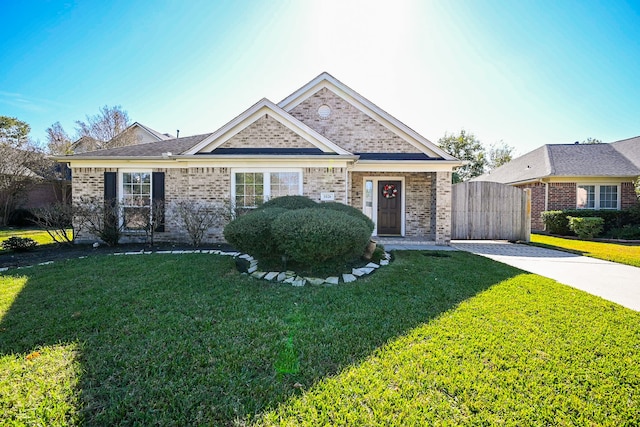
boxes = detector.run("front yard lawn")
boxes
[1,251,639,425]
[530,233,640,268]
[0,228,60,249]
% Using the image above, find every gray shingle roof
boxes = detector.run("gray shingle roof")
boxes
[64,133,213,158]
[475,139,640,184]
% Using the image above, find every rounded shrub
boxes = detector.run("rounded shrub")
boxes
[223,208,287,259]
[258,195,317,210]
[317,202,375,234]
[272,208,372,266]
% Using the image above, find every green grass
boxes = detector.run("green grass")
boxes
[0,228,60,249]
[530,233,640,267]
[1,251,639,425]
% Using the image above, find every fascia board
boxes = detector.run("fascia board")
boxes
[183,98,351,156]
[63,156,355,169]
[351,160,462,173]
[278,73,457,160]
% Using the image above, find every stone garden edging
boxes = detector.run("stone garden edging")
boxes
[1,249,392,286]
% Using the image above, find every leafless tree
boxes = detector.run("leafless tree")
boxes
[75,105,131,144]
[32,202,75,245]
[173,200,234,246]
[46,121,73,155]
[0,116,49,225]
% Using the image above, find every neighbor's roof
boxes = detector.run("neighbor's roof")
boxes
[62,133,213,158]
[475,139,640,184]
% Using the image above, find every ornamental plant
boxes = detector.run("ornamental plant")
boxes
[223,207,288,260]
[567,216,604,239]
[2,236,38,252]
[272,208,372,265]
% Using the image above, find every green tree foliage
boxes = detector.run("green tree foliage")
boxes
[487,142,515,170]
[438,130,487,182]
[0,116,30,147]
[581,137,603,144]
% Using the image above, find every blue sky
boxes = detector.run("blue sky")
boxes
[2,0,639,155]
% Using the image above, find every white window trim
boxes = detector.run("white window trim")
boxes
[361,176,406,236]
[231,168,303,208]
[576,183,621,210]
[118,169,153,231]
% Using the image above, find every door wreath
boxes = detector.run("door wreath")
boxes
[382,184,398,199]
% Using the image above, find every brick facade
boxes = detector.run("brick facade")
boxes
[288,88,421,154]
[547,182,576,211]
[219,115,316,149]
[621,181,638,209]
[303,167,347,203]
[515,182,546,230]
[434,172,452,244]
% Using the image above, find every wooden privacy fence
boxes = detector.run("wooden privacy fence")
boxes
[452,181,531,241]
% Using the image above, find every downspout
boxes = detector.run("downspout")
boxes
[542,179,549,212]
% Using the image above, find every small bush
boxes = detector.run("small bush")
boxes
[317,202,375,233]
[541,211,571,235]
[224,208,288,259]
[272,208,372,266]
[2,236,38,252]
[607,225,640,240]
[567,216,604,239]
[258,195,317,210]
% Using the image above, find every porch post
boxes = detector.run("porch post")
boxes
[435,171,452,245]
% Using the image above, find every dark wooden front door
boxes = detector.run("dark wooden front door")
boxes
[377,181,402,235]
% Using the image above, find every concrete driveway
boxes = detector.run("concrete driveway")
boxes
[452,240,640,312]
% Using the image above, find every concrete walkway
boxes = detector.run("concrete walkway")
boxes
[377,237,640,311]
[453,241,640,311]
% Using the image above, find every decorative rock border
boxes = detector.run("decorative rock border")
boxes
[1,249,392,286]
[240,251,392,286]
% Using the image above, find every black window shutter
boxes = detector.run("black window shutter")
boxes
[104,172,117,203]
[103,172,118,233]
[152,172,165,232]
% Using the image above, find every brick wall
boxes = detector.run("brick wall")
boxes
[219,115,316,149]
[288,88,421,154]
[515,182,546,230]
[349,172,434,237]
[548,182,576,211]
[434,172,452,244]
[621,181,638,209]
[303,167,347,203]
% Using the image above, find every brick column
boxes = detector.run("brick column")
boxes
[435,171,452,245]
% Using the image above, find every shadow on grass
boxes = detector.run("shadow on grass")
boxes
[0,250,522,425]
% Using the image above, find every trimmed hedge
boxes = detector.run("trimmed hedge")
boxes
[317,202,375,234]
[542,206,640,236]
[223,208,287,260]
[258,195,317,210]
[272,208,372,265]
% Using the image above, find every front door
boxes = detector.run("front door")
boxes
[377,180,402,235]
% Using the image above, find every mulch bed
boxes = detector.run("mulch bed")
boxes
[0,243,235,269]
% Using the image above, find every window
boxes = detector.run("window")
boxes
[577,185,595,209]
[577,184,619,210]
[121,172,151,230]
[599,185,618,209]
[233,170,302,209]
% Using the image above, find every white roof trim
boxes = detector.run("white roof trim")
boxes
[184,98,352,155]
[278,72,456,160]
[126,122,171,141]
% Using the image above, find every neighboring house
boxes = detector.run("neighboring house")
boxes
[474,137,640,230]
[59,72,462,244]
[70,122,172,153]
